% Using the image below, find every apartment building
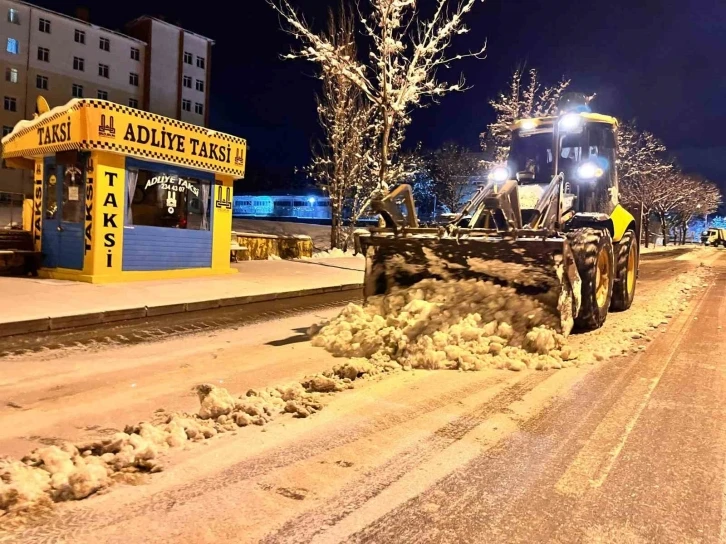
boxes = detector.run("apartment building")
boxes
[126,16,211,127]
[0,0,213,194]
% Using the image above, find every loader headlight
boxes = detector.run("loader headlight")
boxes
[520,119,537,131]
[559,113,583,132]
[488,166,510,183]
[576,161,604,180]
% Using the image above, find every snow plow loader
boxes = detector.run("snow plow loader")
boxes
[359,94,640,335]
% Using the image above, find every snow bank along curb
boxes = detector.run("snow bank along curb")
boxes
[0,283,364,338]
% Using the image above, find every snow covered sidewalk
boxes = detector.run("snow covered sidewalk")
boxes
[0,258,364,337]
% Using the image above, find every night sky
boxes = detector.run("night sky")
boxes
[46,0,726,194]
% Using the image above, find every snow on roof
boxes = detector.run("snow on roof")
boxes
[1,99,80,146]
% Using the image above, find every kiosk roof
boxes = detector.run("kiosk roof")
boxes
[1,99,247,178]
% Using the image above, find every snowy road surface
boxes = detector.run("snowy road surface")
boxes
[1,248,725,543]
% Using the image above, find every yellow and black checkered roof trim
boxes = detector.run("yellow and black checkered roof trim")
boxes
[85,100,246,145]
[3,99,246,146]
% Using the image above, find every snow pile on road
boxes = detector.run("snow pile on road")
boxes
[0,380,346,518]
[310,278,575,372]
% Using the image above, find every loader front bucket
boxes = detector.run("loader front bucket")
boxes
[359,234,581,335]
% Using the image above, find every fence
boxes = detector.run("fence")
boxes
[0,192,25,230]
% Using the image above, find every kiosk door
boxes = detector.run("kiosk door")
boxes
[42,157,85,270]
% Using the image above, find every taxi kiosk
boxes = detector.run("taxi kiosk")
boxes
[0,98,246,283]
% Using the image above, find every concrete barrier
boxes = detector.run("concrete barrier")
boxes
[233,231,313,260]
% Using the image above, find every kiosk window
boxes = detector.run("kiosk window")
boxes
[127,168,211,230]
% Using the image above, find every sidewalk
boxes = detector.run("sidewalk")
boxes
[0,257,364,337]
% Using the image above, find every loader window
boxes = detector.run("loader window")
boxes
[508,130,554,183]
[574,124,616,214]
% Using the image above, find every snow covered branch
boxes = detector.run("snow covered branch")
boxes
[268,0,486,189]
[480,67,570,166]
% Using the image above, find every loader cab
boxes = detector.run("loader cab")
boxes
[508,115,618,216]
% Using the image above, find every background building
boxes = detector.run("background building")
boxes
[125,16,211,127]
[0,0,213,195]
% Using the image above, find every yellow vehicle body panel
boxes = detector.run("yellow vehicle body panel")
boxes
[610,204,636,243]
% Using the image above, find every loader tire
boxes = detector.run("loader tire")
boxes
[611,230,638,311]
[568,228,614,331]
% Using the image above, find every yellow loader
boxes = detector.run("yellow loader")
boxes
[359,93,640,335]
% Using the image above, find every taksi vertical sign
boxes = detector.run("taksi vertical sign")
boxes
[84,170,94,255]
[32,161,43,252]
[90,155,124,277]
[101,170,121,268]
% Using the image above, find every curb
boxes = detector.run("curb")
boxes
[0,283,363,338]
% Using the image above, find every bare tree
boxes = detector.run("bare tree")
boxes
[430,142,481,212]
[267,0,486,191]
[480,67,570,166]
[672,175,721,244]
[308,5,373,249]
[616,121,673,247]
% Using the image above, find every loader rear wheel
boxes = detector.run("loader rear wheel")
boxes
[569,228,615,331]
[611,230,638,311]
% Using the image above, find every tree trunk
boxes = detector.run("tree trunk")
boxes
[379,107,391,189]
[642,209,651,248]
[659,214,668,246]
[330,207,341,249]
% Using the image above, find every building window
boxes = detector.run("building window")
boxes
[183,75,192,88]
[73,57,85,71]
[2,126,12,136]
[8,8,19,24]
[36,75,48,90]
[7,38,19,54]
[127,167,212,230]
[72,84,83,98]
[38,17,50,33]
[99,37,110,52]
[195,79,204,92]
[37,47,49,62]
[196,56,205,69]
[182,99,191,112]
[97,89,108,100]
[130,47,140,61]
[75,29,85,44]
[194,102,203,115]
[129,98,139,108]
[129,72,139,87]
[4,97,17,112]
[98,63,109,78]
[5,68,18,83]
[183,52,192,64]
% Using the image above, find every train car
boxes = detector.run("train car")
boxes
[233,195,331,220]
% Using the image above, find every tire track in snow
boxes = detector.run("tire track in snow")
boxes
[10,374,510,543]
[345,269,714,544]
[261,372,551,544]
